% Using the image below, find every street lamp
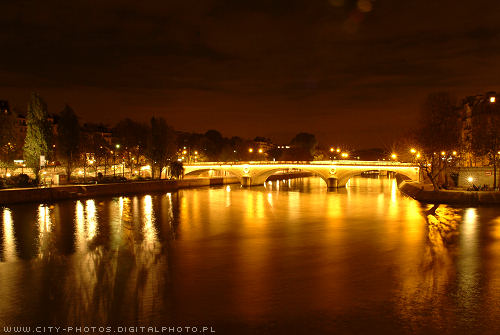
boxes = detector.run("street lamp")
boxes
[391,153,397,160]
[114,144,120,177]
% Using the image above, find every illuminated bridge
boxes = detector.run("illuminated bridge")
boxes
[184,161,420,188]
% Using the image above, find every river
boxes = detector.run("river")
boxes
[1,176,500,334]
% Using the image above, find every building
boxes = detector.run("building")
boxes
[459,91,498,167]
[82,123,113,145]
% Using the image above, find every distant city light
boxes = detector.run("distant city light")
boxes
[441,151,446,156]
[468,176,474,183]
[249,148,253,153]
[336,148,341,153]
[258,148,263,153]
[490,96,496,103]
[452,151,457,156]
[410,148,416,154]
[391,153,397,159]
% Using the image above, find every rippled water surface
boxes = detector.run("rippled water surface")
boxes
[1,176,500,334]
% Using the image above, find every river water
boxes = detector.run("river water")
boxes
[1,176,500,334]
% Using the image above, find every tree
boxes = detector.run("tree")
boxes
[0,108,18,164]
[23,93,52,180]
[146,117,176,179]
[112,118,149,175]
[415,92,460,190]
[169,161,184,179]
[57,105,80,181]
[288,132,318,160]
[202,130,224,161]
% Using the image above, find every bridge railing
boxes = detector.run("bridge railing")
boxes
[184,160,418,167]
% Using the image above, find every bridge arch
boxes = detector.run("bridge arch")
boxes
[335,168,419,187]
[250,167,331,186]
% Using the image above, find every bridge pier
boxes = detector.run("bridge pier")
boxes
[241,176,252,187]
[326,178,338,189]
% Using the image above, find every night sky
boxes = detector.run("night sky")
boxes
[2,0,500,147]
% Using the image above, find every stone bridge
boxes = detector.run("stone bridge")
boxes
[184,161,420,188]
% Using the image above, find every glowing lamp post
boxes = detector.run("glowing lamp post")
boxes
[114,144,120,177]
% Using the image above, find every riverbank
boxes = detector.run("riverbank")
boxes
[0,177,240,205]
[0,172,316,205]
[397,177,500,205]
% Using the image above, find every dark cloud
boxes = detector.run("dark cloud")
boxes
[1,0,500,147]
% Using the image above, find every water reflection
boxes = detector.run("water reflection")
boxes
[2,208,16,262]
[37,204,53,258]
[1,177,500,333]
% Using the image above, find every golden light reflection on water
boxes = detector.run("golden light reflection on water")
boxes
[457,207,480,312]
[86,200,98,241]
[267,192,273,207]
[142,195,157,248]
[75,201,86,251]
[74,200,98,249]
[225,185,231,207]
[395,204,462,330]
[2,208,17,262]
[485,213,500,321]
[37,204,53,257]
[3,177,500,331]
[38,204,52,233]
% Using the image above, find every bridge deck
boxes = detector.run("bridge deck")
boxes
[185,160,417,167]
